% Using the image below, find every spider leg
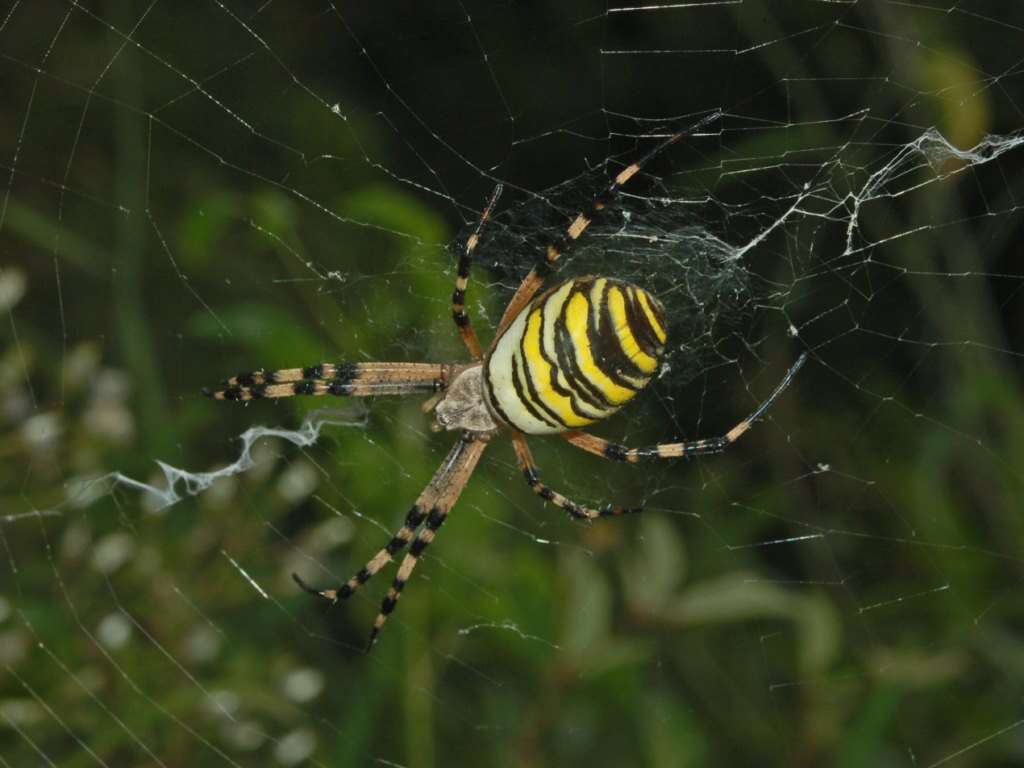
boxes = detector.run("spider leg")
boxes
[292,500,436,604]
[561,353,807,462]
[204,362,456,402]
[452,185,503,360]
[493,111,722,338]
[511,432,640,520]
[293,434,487,629]
[368,434,488,649]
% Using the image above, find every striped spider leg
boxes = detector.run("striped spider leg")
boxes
[295,433,488,651]
[560,352,808,464]
[203,361,457,402]
[419,185,505,416]
[451,184,503,360]
[512,354,806,524]
[512,431,639,520]
[511,354,807,521]
[493,111,722,338]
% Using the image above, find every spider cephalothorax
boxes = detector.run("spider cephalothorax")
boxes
[205,113,806,649]
[433,365,497,433]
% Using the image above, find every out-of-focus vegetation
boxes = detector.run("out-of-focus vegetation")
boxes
[2,2,1023,767]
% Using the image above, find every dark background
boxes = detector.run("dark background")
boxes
[2,2,1024,766]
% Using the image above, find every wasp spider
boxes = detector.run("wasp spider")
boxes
[205,113,806,649]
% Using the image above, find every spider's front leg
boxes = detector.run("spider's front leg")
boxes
[294,433,489,651]
[366,434,488,649]
[292,496,435,604]
[204,362,455,402]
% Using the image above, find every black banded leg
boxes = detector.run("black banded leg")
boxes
[365,434,489,650]
[204,362,453,402]
[452,185,503,360]
[494,111,722,337]
[511,432,640,521]
[292,502,433,604]
[561,352,808,462]
[368,507,447,649]
[560,431,729,462]
[293,435,486,646]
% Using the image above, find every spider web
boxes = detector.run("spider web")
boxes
[3,1,1024,765]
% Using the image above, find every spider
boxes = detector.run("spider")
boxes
[204,113,806,650]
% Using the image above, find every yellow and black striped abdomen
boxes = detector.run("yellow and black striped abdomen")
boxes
[483,277,667,435]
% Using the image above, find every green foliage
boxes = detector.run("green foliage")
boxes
[3,3,1024,767]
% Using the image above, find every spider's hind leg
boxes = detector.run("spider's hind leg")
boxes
[511,432,641,521]
[562,353,808,462]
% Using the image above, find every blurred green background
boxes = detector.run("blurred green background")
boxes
[2,2,1024,766]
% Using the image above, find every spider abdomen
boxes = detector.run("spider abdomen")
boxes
[483,276,667,435]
